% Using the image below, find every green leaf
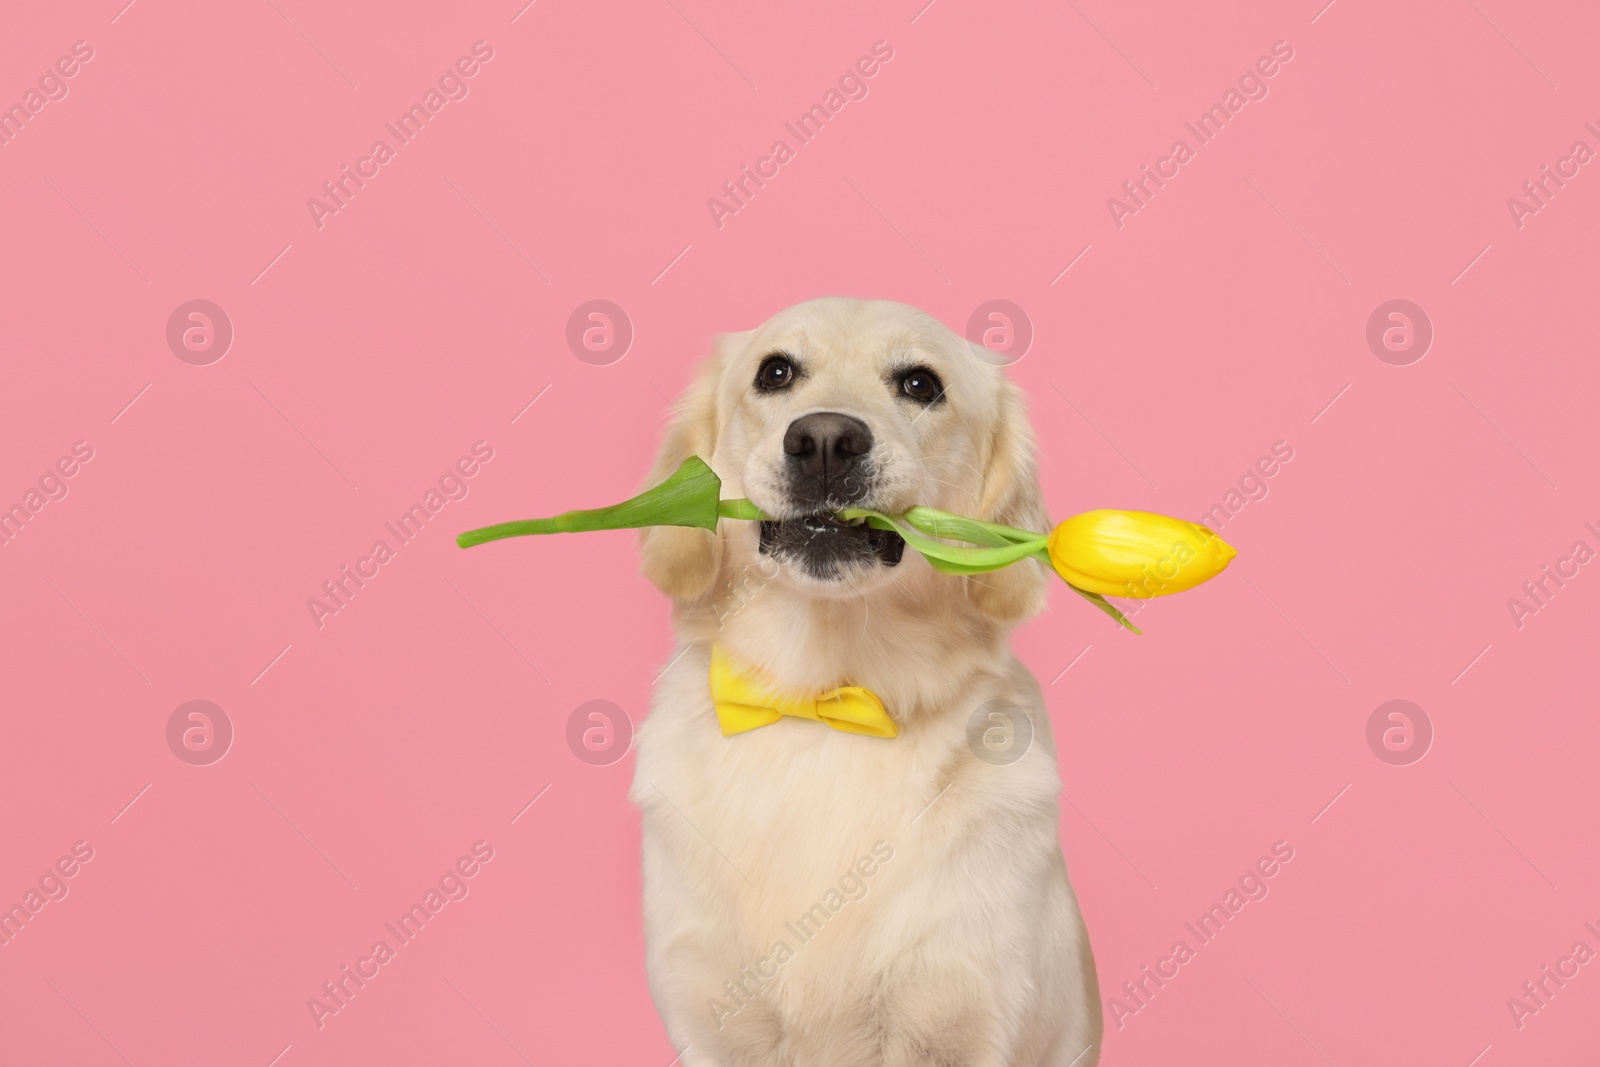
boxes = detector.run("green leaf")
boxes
[1068,585,1142,634]
[838,508,1049,573]
[457,456,723,548]
[895,507,1043,547]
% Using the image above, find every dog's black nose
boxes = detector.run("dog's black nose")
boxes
[783,412,873,491]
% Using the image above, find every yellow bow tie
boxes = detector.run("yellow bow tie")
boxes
[709,645,898,739]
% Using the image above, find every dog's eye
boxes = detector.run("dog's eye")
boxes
[898,367,945,405]
[756,355,797,392]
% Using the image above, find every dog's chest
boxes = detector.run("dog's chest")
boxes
[638,686,961,926]
[699,720,933,883]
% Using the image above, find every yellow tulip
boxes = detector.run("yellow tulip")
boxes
[1047,510,1237,599]
[459,458,1233,632]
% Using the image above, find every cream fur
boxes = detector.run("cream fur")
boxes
[629,298,1101,1066]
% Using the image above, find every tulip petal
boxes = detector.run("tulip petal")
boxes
[1048,510,1236,597]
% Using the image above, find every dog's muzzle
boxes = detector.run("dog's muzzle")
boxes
[762,412,905,576]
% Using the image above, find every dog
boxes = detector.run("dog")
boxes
[629,298,1101,1066]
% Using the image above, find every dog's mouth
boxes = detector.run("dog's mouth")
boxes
[758,514,906,576]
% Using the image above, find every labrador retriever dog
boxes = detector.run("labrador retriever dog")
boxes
[629,298,1101,1066]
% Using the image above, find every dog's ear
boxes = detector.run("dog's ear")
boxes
[639,332,745,600]
[967,375,1051,623]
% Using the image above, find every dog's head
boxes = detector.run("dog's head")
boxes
[641,298,1049,623]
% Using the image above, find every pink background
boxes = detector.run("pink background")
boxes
[2,0,1597,1063]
